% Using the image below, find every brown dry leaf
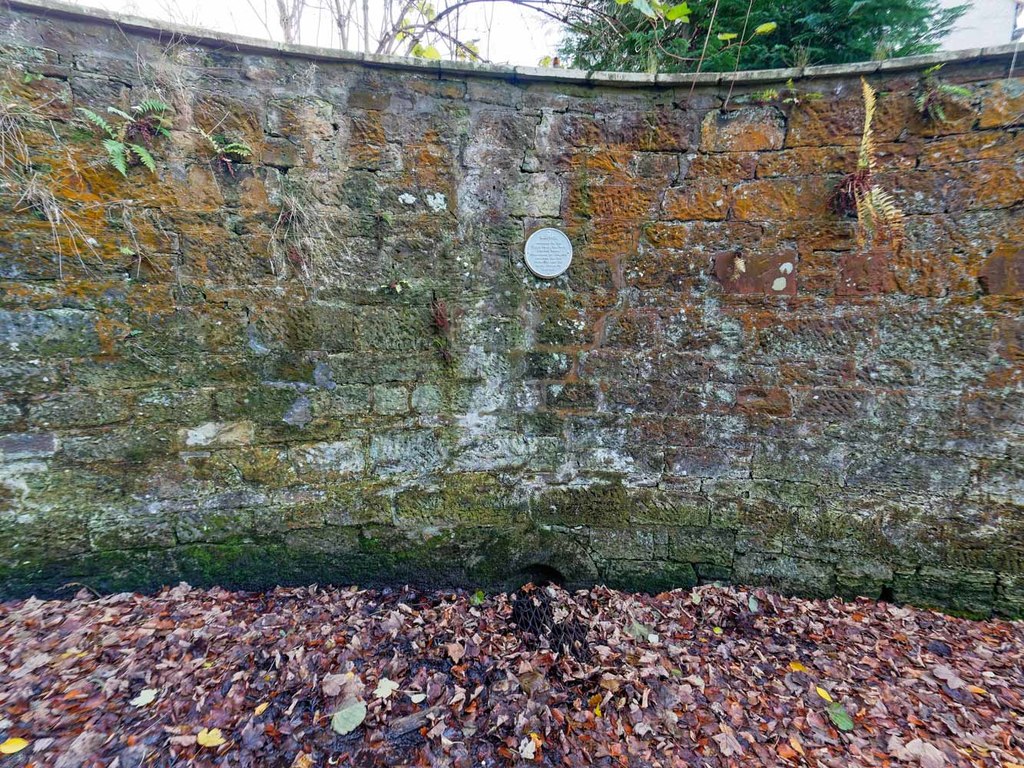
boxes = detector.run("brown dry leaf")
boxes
[897,738,947,768]
[932,665,966,690]
[712,725,744,756]
[446,642,465,663]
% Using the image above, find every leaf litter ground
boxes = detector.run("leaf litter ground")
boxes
[0,583,1022,767]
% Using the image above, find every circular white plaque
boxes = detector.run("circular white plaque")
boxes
[524,228,573,279]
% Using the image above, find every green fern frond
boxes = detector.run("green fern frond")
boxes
[76,107,115,138]
[938,83,972,99]
[107,106,134,122]
[220,142,253,158]
[102,138,129,176]
[134,99,170,115]
[129,144,157,173]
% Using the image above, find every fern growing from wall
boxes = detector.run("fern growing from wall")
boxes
[829,79,905,253]
[76,100,172,176]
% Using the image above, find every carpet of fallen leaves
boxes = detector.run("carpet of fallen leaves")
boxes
[1,582,1022,768]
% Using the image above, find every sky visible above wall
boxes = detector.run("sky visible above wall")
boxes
[68,0,1018,67]
[73,0,565,65]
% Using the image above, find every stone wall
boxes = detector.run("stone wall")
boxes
[0,0,1021,615]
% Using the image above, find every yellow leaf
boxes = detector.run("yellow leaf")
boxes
[713,626,723,635]
[815,686,834,703]
[594,704,601,717]
[717,32,738,41]
[967,685,987,695]
[0,738,29,754]
[754,21,777,35]
[788,736,804,756]
[789,661,808,672]
[254,702,270,716]
[197,728,226,748]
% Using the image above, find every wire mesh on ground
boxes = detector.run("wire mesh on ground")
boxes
[508,583,591,663]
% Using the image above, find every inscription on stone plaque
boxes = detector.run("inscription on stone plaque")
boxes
[524,228,573,279]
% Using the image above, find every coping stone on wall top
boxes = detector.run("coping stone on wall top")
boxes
[7,0,1024,88]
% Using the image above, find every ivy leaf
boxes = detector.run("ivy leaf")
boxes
[330,700,367,735]
[754,21,778,35]
[470,590,485,606]
[631,0,657,18]
[129,688,157,707]
[414,44,441,60]
[717,32,738,41]
[374,678,400,700]
[626,621,653,639]
[827,701,855,731]
[664,3,690,21]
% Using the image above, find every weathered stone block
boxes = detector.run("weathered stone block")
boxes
[978,79,1024,129]
[0,309,99,358]
[369,429,448,476]
[287,305,356,352]
[700,107,785,152]
[292,437,365,477]
[668,526,735,566]
[178,421,255,448]
[0,432,56,461]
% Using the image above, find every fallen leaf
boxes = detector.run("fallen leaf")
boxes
[197,728,226,748]
[816,686,834,702]
[712,726,744,756]
[408,692,427,704]
[0,738,29,755]
[789,735,805,755]
[598,674,621,693]
[330,700,367,735]
[748,595,759,613]
[898,738,947,768]
[627,622,653,640]
[254,702,270,716]
[713,626,723,635]
[789,661,808,672]
[932,665,966,690]
[446,642,465,663]
[290,753,315,768]
[129,688,157,708]
[518,735,536,760]
[374,678,400,700]
[826,702,854,732]
[323,672,358,698]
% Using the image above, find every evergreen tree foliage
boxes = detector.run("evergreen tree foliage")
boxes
[558,0,968,73]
